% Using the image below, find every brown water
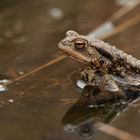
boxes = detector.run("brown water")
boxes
[0,0,140,139]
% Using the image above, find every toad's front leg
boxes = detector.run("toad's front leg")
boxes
[80,73,123,103]
[68,67,97,89]
[81,85,122,106]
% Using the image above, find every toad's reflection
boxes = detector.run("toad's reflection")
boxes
[62,85,139,138]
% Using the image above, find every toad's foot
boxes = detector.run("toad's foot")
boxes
[99,74,121,92]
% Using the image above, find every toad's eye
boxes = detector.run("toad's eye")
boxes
[74,39,85,49]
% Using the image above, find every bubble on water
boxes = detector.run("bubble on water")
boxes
[0,78,10,93]
[0,79,9,84]
[0,84,8,92]
[49,8,63,20]
[121,101,127,105]
[19,71,24,75]
[88,104,94,108]
[9,99,14,103]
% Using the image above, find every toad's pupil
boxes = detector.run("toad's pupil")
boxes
[75,40,85,49]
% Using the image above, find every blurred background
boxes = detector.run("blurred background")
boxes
[0,0,140,139]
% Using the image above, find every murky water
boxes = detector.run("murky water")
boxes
[0,0,140,139]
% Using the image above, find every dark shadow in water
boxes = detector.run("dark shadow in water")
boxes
[62,85,140,138]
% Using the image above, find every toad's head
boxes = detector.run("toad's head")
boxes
[58,30,100,64]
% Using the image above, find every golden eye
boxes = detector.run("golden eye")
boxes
[74,39,85,49]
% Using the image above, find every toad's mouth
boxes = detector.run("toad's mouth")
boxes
[58,42,91,63]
